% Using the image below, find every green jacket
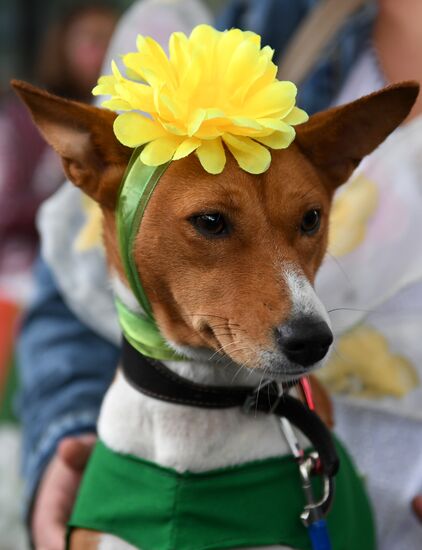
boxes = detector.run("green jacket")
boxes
[68,437,375,550]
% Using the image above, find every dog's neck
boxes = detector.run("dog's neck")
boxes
[97,274,302,472]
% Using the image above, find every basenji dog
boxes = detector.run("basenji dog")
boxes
[13,79,417,550]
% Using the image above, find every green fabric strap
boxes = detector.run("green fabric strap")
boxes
[115,148,181,361]
[114,298,175,360]
[68,439,376,550]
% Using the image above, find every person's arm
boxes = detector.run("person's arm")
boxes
[16,255,119,530]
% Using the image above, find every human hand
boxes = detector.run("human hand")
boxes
[411,495,422,523]
[31,434,96,550]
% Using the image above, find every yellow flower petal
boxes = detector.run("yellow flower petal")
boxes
[173,137,201,160]
[230,117,264,131]
[135,36,176,87]
[246,60,278,99]
[154,89,182,120]
[255,128,295,149]
[193,123,225,140]
[102,98,132,111]
[196,138,226,174]
[243,81,297,118]
[283,106,309,125]
[123,53,147,81]
[243,30,261,47]
[215,28,251,81]
[114,113,166,147]
[140,135,183,165]
[124,83,156,111]
[92,75,116,96]
[188,109,207,136]
[169,32,190,72]
[177,59,202,101]
[224,40,261,96]
[111,60,122,79]
[258,118,291,132]
[189,24,219,50]
[223,135,271,174]
[161,121,185,136]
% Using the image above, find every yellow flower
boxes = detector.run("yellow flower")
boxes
[317,326,418,398]
[93,24,308,174]
[328,175,379,257]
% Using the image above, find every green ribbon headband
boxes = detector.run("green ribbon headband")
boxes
[115,148,182,361]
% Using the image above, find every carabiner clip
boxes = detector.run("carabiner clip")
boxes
[279,416,335,550]
[298,452,335,525]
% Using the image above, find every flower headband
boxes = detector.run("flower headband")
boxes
[93,25,308,360]
[93,24,308,175]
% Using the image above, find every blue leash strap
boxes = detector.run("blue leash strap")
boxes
[308,519,332,550]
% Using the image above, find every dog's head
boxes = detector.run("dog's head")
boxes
[13,80,418,379]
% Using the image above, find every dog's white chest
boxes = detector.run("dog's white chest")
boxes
[97,371,302,472]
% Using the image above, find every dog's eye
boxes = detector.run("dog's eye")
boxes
[190,213,229,238]
[301,209,321,235]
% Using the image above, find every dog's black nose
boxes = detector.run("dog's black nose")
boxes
[276,317,333,367]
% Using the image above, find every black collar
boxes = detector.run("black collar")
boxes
[121,337,339,477]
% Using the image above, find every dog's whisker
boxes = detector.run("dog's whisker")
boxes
[230,362,249,383]
[208,340,244,362]
[328,306,374,315]
[210,331,234,337]
[324,252,352,286]
[230,352,255,381]
[211,339,246,357]
[185,313,231,321]
[254,372,267,416]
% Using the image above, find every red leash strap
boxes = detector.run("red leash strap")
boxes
[300,377,315,411]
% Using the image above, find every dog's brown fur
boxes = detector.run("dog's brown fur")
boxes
[12,79,418,548]
[69,529,101,550]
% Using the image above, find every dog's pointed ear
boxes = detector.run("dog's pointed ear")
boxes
[12,80,132,209]
[296,82,419,189]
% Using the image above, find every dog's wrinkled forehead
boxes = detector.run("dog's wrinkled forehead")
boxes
[138,144,331,302]
[158,143,328,219]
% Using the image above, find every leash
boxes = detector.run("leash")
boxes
[122,337,338,549]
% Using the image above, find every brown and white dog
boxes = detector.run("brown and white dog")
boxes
[14,80,418,549]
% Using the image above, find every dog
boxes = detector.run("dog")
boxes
[13,79,418,550]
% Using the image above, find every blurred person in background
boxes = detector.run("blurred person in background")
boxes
[13,0,422,549]
[37,4,119,102]
[0,3,118,294]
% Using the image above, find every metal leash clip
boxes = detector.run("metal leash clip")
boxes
[298,451,335,525]
[276,383,335,550]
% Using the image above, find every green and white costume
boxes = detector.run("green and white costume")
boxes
[68,438,375,550]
